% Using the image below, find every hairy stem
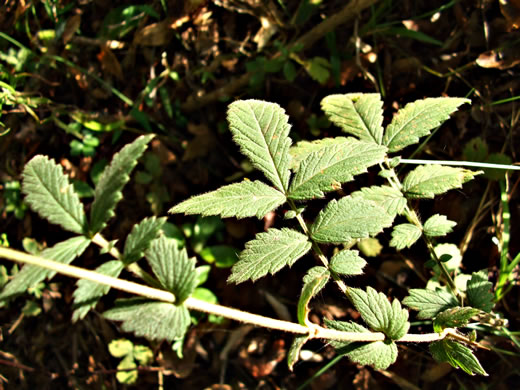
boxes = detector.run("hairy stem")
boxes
[0,246,476,345]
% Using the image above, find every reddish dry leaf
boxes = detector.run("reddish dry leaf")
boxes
[97,45,124,81]
[239,338,285,378]
[134,20,173,47]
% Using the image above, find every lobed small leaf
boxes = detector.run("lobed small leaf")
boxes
[22,155,87,234]
[423,214,457,237]
[288,139,387,200]
[228,228,311,284]
[466,270,494,313]
[321,93,384,144]
[169,180,286,219]
[0,236,90,300]
[390,223,422,250]
[325,319,398,370]
[90,134,154,233]
[227,100,292,192]
[103,298,190,342]
[402,288,458,319]
[72,260,125,321]
[429,339,488,375]
[349,287,410,340]
[402,165,480,199]
[123,216,167,264]
[330,250,367,276]
[433,306,481,332]
[145,236,197,303]
[382,97,470,153]
[311,196,394,244]
[351,185,406,218]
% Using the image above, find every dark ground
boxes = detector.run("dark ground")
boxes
[1,0,520,388]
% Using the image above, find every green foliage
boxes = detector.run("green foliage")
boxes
[329,250,366,276]
[466,270,494,313]
[403,289,459,319]
[433,307,481,332]
[22,156,88,234]
[423,214,456,237]
[298,267,330,326]
[123,217,167,264]
[430,339,488,375]
[108,339,153,385]
[2,180,27,219]
[390,223,422,249]
[228,228,311,284]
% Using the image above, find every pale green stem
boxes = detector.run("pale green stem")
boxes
[400,158,520,171]
[0,246,476,345]
[91,233,163,290]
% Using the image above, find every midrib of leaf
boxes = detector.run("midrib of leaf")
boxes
[384,105,428,147]
[327,100,379,144]
[31,163,86,233]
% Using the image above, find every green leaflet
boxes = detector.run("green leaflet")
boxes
[390,223,422,250]
[90,134,154,233]
[330,250,367,276]
[403,165,480,199]
[382,97,470,153]
[287,139,387,200]
[289,137,349,171]
[72,260,125,321]
[466,270,494,313]
[169,180,286,219]
[351,185,406,218]
[325,319,398,370]
[145,236,197,303]
[348,287,410,340]
[433,306,481,332]
[310,196,394,244]
[287,335,310,371]
[321,93,384,144]
[22,155,87,234]
[298,267,330,326]
[228,228,311,284]
[0,236,90,300]
[227,100,292,192]
[402,288,459,319]
[423,214,457,237]
[429,339,488,376]
[123,216,167,264]
[103,298,190,341]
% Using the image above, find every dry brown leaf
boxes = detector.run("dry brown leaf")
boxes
[500,0,520,29]
[62,13,82,44]
[97,45,124,81]
[134,20,173,47]
[476,48,520,69]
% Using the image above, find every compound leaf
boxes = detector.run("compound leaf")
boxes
[351,185,406,217]
[289,137,349,171]
[390,223,422,250]
[311,196,394,244]
[288,139,386,200]
[325,319,398,370]
[424,214,457,237]
[433,306,481,332]
[22,155,87,234]
[403,165,480,199]
[169,180,286,219]
[90,134,154,233]
[228,228,311,283]
[330,250,367,276]
[466,270,494,313]
[430,339,488,376]
[402,288,458,319]
[298,267,330,326]
[321,93,384,144]
[349,287,410,340]
[145,236,197,303]
[104,298,190,341]
[383,97,470,153]
[123,216,167,264]
[0,236,90,300]
[72,260,125,321]
[227,100,292,192]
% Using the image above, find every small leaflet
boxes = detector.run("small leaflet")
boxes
[429,339,488,376]
[402,165,480,199]
[321,93,384,144]
[390,223,422,250]
[123,216,167,264]
[466,270,495,313]
[330,250,367,276]
[423,214,457,237]
[433,306,481,332]
[402,288,459,319]
[228,228,311,283]
[169,180,286,219]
